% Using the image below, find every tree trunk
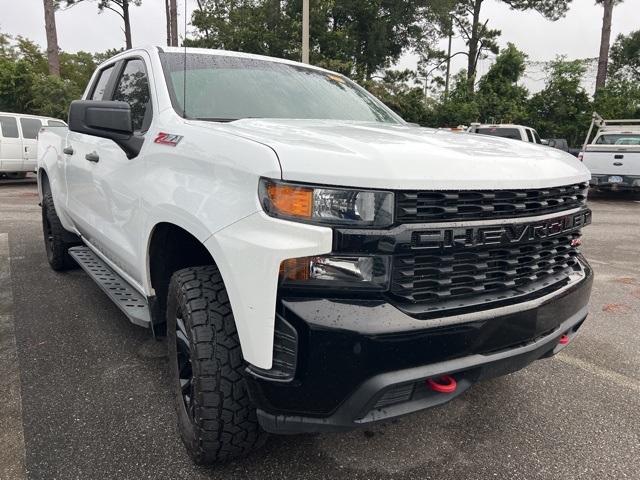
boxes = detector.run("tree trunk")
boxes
[467,0,483,93]
[123,0,132,49]
[166,0,171,46]
[170,0,178,46]
[595,0,614,90]
[43,0,60,77]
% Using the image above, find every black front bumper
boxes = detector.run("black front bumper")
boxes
[245,257,593,434]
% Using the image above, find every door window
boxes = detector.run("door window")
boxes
[112,59,151,133]
[0,116,19,138]
[90,65,115,101]
[525,129,534,143]
[20,118,44,139]
[532,130,542,144]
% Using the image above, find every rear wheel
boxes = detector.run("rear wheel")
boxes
[167,266,266,464]
[41,192,77,271]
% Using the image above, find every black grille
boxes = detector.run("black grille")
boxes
[391,234,580,304]
[396,183,588,223]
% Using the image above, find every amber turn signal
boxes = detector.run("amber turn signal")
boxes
[279,258,310,281]
[267,184,313,218]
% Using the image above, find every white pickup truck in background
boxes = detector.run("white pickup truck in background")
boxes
[580,112,640,192]
[468,123,543,144]
[37,46,593,464]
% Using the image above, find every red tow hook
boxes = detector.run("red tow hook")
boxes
[427,375,457,393]
[559,333,569,345]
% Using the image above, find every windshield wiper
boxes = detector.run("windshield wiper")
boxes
[193,117,239,122]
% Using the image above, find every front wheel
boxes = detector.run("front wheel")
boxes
[41,192,77,271]
[167,266,266,464]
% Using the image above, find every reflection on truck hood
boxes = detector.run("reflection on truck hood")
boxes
[199,119,590,190]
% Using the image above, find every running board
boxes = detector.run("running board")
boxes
[68,246,151,328]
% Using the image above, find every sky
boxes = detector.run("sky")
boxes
[0,0,637,91]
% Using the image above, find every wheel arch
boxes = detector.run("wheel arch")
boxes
[147,222,214,313]
[38,168,51,200]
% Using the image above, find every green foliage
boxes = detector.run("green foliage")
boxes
[609,30,640,82]
[442,0,572,91]
[432,70,480,127]
[93,48,126,64]
[188,0,299,59]
[527,57,591,146]
[501,0,572,21]
[0,58,39,113]
[0,3,636,141]
[476,43,528,123]
[189,0,443,81]
[593,80,640,119]
[0,33,94,119]
[363,70,431,125]
[14,37,49,75]
[59,51,98,93]
[30,75,82,118]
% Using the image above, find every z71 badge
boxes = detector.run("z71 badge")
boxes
[154,132,184,146]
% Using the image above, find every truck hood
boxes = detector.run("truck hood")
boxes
[196,119,590,190]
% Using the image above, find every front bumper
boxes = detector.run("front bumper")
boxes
[246,256,593,434]
[590,174,640,191]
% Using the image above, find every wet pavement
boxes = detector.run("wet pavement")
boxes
[1,178,638,480]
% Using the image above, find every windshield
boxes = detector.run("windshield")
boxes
[159,52,402,124]
[595,133,640,145]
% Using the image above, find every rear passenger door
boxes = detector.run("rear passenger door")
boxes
[64,55,154,286]
[0,115,23,172]
[19,117,44,171]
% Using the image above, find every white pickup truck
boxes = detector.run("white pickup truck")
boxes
[38,46,593,464]
[468,123,543,144]
[580,112,640,192]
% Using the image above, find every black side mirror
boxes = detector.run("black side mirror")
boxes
[68,100,143,158]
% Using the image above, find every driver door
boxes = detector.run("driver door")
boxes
[64,56,153,286]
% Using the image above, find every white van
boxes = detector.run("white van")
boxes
[0,112,67,179]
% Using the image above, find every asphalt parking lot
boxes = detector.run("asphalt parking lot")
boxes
[1,175,639,480]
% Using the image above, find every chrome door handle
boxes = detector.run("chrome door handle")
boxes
[63,147,75,155]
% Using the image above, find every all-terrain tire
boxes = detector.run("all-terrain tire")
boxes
[41,192,78,271]
[167,265,267,464]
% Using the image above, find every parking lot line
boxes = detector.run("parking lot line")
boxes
[0,233,27,480]
[557,351,640,393]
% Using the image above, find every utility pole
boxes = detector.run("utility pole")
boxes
[302,0,309,63]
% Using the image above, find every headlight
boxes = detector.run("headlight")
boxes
[259,178,394,227]
[279,255,391,291]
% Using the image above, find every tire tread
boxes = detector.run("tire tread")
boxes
[42,192,77,271]
[167,265,266,464]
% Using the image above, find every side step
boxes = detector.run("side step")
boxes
[68,246,151,328]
